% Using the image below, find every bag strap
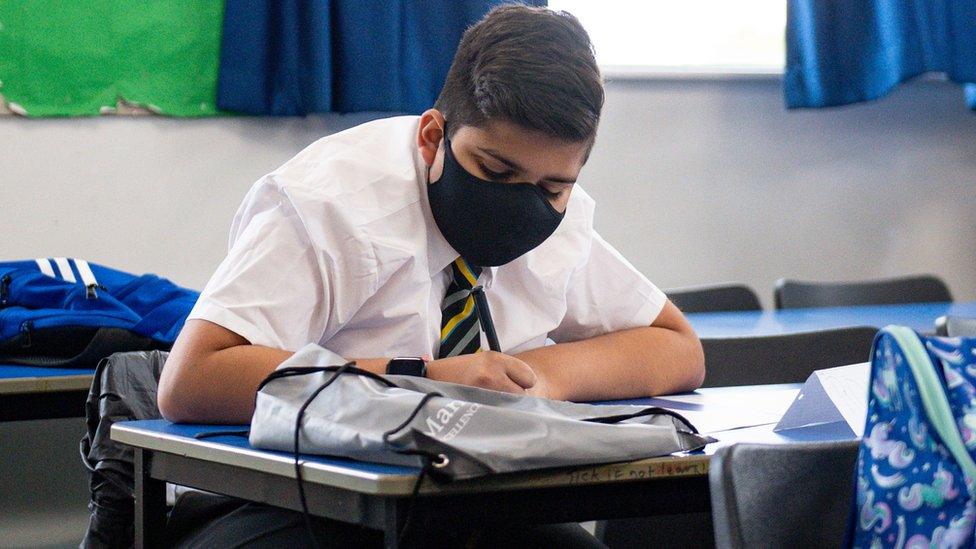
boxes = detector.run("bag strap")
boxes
[3,326,158,369]
[256,363,397,391]
[885,325,976,498]
[580,406,699,434]
[280,362,438,547]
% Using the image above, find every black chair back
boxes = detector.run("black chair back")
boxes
[774,275,952,309]
[710,441,860,549]
[666,284,762,313]
[701,327,877,387]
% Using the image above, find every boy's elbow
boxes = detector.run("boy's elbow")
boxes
[157,356,201,423]
[156,384,185,423]
[685,335,706,391]
[670,332,705,393]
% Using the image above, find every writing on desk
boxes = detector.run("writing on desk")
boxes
[565,460,708,484]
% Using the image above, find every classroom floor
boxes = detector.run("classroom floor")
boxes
[0,417,91,548]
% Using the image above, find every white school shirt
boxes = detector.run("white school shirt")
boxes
[188,115,667,360]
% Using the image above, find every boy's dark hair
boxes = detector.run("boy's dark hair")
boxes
[434,5,603,144]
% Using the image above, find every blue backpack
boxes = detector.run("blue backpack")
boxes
[849,326,976,548]
[0,258,198,369]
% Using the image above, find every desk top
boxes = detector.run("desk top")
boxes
[7,301,971,394]
[0,364,94,395]
[112,384,853,497]
[687,301,976,338]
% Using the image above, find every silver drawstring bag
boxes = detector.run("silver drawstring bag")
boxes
[250,344,709,482]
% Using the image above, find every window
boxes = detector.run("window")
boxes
[548,1,786,76]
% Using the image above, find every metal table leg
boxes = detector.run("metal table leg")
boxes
[134,448,167,549]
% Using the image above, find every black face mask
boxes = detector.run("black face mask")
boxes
[426,130,565,267]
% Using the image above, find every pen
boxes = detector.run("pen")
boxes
[470,285,501,352]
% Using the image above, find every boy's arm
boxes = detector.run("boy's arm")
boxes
[158,319,540,424]
[157,320,392,424]
[516,300,705,401]
[157,301,699,423]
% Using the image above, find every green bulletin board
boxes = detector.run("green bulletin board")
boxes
[0,1,224,117]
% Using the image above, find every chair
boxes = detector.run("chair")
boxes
[774,275,952,309]
[701,326,877,387]
[599,282,762,548]
[935,316,976,337]
[666,284,762,313]
[598,327,871,548]
[710,441,860,549]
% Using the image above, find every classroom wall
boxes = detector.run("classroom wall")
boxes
[589,77,976,306]
[2,77,973,307]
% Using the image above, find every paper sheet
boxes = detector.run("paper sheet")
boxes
[650,388,800,434]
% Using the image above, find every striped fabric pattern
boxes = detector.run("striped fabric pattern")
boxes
[438,258,483,358]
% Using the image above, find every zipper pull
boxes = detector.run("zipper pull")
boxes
[0,275,10,307]
[20,321,32,348]
[85,284,107,299]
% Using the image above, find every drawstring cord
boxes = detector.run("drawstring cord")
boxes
[381,390,448,546]
[194,363,452,548]
[291,362,357,549]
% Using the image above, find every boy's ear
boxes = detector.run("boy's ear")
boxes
[417,109,446,166]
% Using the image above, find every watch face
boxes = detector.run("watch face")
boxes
[387,357,426,377]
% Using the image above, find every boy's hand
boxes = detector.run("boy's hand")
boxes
[426,351,537,394]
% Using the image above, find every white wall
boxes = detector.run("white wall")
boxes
[1,78,974,306]
[587,77,976,305]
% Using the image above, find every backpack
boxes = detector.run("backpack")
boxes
[79,350,167,549]
[848,326,976,548]
[0,258,198,369]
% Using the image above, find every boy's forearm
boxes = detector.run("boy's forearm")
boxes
[159,343,294,424]
[516,305,705,401]
[159,344,391,424]
[159,319,396,424]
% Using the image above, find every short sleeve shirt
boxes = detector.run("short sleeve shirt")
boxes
[188,116,667,358]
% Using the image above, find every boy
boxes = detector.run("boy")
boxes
[159,5,704,547]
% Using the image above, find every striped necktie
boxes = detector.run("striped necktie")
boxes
[438,257,483,358]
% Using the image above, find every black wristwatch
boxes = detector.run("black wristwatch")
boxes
[385,357,427,377]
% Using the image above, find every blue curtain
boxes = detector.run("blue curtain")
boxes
[217,0,544,115]
[785,0,976,110]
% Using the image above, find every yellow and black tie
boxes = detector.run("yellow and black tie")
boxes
[438,257,483,358]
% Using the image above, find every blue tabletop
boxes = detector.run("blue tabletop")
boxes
[126,419,420,475]
[0,364,94,379]
[686,301,976,338]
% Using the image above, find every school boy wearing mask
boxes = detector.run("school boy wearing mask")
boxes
[158,5,704,547]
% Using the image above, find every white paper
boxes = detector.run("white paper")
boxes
[774,362,869,436]
[654,388,800,434]
[813,362,870,436]
[656,388,799,411]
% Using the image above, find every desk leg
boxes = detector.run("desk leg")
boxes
[134,449,167,549]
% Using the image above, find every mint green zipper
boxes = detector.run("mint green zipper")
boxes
[885,325,976,495]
